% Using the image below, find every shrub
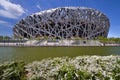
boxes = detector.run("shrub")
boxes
[0,61,25,80]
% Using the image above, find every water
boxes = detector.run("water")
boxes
[0,46,120,63]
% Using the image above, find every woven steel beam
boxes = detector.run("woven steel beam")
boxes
[13,7,110,39]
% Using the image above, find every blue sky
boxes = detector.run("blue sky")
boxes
[0,0,120,37]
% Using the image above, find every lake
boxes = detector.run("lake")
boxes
[0,46,120,63]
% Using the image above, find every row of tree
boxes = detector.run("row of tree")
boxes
[98,37,120,44]
[0,35,11,40]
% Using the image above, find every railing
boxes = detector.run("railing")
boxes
[0,40,27,43]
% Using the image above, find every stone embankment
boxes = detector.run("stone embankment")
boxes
[0,40,120,46]
[0,40,104,46]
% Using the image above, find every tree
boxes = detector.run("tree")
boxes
[3,36,11,40]
[0,35,3,40]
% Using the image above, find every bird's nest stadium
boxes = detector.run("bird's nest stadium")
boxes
[13,7,110,40]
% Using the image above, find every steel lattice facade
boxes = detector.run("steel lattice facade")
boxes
[13,7,110,39]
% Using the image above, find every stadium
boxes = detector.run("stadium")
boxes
[13,7,110,40]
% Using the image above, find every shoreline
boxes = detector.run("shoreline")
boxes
[0,43,120,47]
[0,40,120,47]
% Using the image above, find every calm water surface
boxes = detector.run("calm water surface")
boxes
[0,46,120,63]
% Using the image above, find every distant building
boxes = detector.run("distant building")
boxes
[13,7,110,39]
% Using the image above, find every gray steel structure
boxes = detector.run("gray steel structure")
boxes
[13,7,110,39]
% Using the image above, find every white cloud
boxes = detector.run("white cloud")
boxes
[36,5,42,10]
[0,0,25,19]
[0,20,12,27]
[0,20,8,24]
